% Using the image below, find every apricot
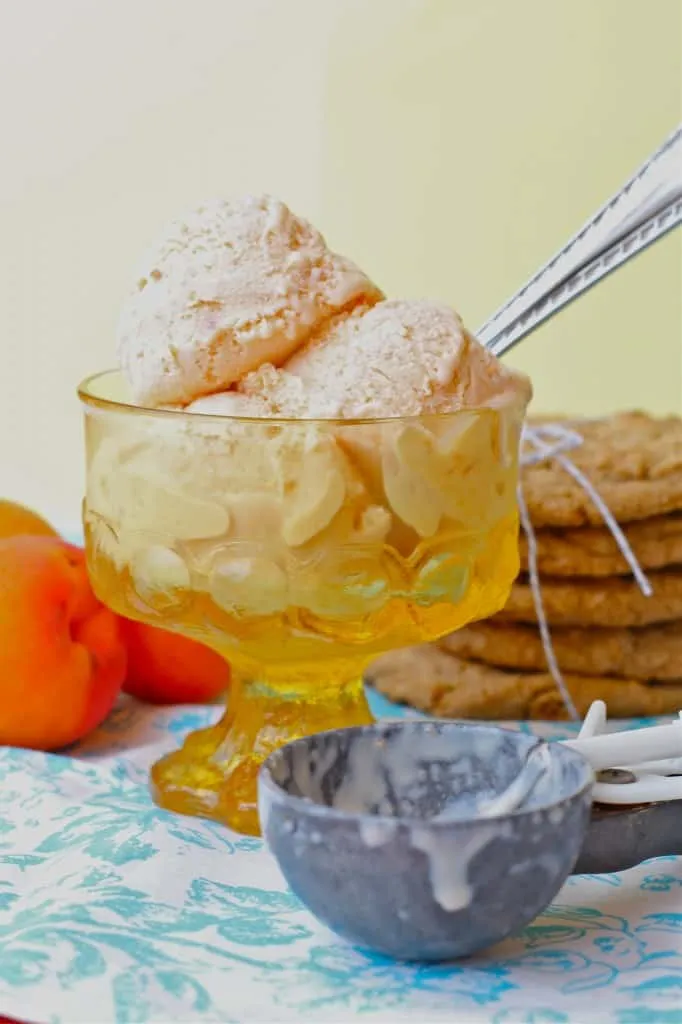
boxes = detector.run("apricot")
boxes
[0,536,127,750]
[120,618,230,705]
[0,499,59,540]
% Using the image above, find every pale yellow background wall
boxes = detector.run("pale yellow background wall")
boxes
[1,0,680,532]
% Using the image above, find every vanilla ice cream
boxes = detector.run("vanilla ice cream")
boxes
[117,196,383,407]
[180,298,530,548]
[94,195,531,624]
[232,299,531,418]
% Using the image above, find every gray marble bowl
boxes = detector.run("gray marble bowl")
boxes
[258,721,593,961]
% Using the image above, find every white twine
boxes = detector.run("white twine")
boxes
[518,424,653,721]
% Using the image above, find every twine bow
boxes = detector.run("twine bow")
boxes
[518,423,653,721]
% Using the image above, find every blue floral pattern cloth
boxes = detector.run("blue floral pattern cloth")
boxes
[1,693,681,1023]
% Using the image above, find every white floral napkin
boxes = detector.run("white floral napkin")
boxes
[1,695,680,1024]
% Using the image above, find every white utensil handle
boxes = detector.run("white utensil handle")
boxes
[563,720,682,772]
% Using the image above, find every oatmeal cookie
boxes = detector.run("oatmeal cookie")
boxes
[442,619,682,680]
[497,570,682,627]
[366,645,682,721]
[520,513,682,577]
[522,412,682,527]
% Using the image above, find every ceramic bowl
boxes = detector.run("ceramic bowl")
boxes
[259,721,593,961]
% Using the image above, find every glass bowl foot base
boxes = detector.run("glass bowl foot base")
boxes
[150,671,373,836]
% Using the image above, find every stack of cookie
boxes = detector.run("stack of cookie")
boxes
[368,412,682,720]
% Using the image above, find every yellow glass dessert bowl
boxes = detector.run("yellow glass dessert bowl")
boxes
[79,369,528,835]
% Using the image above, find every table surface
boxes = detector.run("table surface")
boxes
[1,693,681,1024]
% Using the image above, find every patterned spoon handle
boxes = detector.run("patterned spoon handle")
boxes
[477,125,682,358]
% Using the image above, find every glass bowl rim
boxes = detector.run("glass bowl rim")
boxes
[78,369,528,428]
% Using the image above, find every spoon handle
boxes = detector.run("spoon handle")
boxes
[575,799,682,875]
[477,125,682,358]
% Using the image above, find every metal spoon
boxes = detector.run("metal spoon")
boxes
[477,125,682,358]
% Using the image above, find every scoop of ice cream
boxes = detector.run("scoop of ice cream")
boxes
[183,300,530,547]
[117,195,383,407]
[237,300,531,418]
[106,198,532,627]
[202,300,527,547]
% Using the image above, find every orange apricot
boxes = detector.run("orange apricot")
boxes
[120,618,230,705]
[0,499,59,540]
[0,535,127,750]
